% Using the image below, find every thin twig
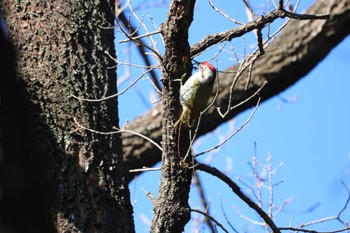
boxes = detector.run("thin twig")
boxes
[196,97,261,157]
[252,156,263,209]
[127,0,161,55]
[70,67,155,102]
[279,182,350,232]
[267,154,274,218]
[129,167,162,173]
[237,175,259,202]
[279,226,350,233]
[338,181,350,222]
[193,173,216,233]
[119,29,161,43]
[301,216,342,228]
[116,18,163,62]
[141,187,157,205]
[73,117,163,151]
[114,59,158,69]
[281,9,330,20]
[190,208,229,233]
[208,0,244,25]
[232,206,265,226]
[217,52,261,118]
[273,199,290,217]
[217,3,291,117]
[218,194,239,233]
[242,0,257,18]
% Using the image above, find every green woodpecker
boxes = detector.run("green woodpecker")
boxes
[175,62,216,127]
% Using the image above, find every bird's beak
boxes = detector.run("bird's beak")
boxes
[193,60,201,70]
[193,60,200,65]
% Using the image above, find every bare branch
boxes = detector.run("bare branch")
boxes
[244,61,255,90]
[73,117,163,151]
[195,162,281,233]
[217,51,263,118]
[118,30,161,43]
[127,0,160,53]
[196,97,261,157]
[281,9,330,20]
[190,9,329,57]
[129,167,161,173]
[70,67,156,102]
[278,0,284,10]
[338,181,350,223]
[279,182,350,233]
[242,0,257,18]
[115,0,163,91]
[218,194,239,233]
[141,187,157,206]
[208,0,244,25]
[256,27,265,55]
[116,19,162,62]
[190,208,229,233]
[279,226,350,233]
[251,156,263,209]
[193,173,216,233]
[232,206,265,226]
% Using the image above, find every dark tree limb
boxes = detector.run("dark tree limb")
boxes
[195,163,281,233]
[122,0,350,179]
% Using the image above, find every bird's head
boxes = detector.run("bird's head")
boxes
[198,62,216,84]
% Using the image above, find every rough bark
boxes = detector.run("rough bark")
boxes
[1,1,134,232]
[150,1,196,232]
[0,19,54,233]
[122,0,350,179]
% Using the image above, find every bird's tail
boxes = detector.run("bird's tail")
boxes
[174,107,191,130]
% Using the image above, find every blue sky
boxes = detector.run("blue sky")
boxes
[116,0,350,232]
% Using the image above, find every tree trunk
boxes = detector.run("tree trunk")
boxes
[1,17,54,233]
[122,0,350,178]
[150,1,196,232]
[1,1,134,232]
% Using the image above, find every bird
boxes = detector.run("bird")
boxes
[175,61,217,128]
